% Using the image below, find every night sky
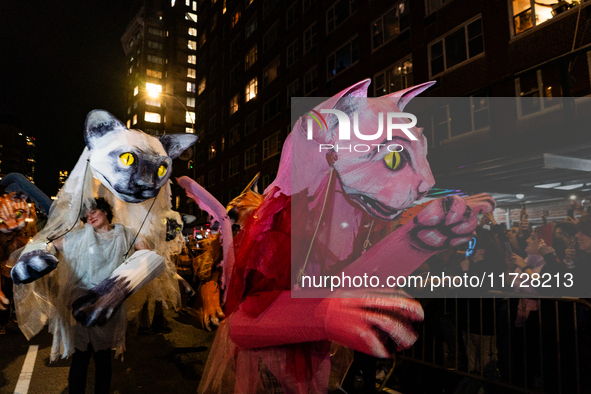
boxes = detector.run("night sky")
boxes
[0,1,135,196]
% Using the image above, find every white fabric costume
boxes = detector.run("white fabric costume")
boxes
[14,149,182,361]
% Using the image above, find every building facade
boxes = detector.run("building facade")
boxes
[124,0,591,219]
[121,0,200,213]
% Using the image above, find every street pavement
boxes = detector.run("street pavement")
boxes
[0,308,216,394]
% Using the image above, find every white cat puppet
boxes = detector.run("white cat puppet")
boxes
[11,110,197,359]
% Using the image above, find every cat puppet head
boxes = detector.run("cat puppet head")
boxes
[287,79,436,221]
[0,192,31,234]
[165,217,183,242]
[227,173,264,229]
[85,110,198,203]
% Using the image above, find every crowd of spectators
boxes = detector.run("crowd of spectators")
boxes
[411,201,591,392]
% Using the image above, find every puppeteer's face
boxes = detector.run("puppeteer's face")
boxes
[86,209,109,230]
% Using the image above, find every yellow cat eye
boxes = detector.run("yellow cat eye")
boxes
[176,227,181,232]
[0,219,3,225]
[120,152,135,166]
[158,165,167,177]
[384,151,401,170]
[15,211,23,218]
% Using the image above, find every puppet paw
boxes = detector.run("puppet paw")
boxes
[11,250,59,285]
[409,194,495,251]
[325,290,423,358]
[200,281,225,331]
[72,277,131,327]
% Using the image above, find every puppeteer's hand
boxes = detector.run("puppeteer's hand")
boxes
[72,250,165,327]
[324,290,424,358]
[200,281,225,331]
[72,277,129,327]
[11,249,59,285]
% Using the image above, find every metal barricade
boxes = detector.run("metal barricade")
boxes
[395,292,591,393]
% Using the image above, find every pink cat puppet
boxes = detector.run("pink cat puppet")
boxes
[178,79,495,393]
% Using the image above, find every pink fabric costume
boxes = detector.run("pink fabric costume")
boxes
[178,79,495,393]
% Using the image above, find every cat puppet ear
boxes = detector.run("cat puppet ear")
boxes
[84,110,127,149]
[383,81,437,111]
[304,79,371,144]
[159,134,199,160]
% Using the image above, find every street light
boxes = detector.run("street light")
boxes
[139,87,195,134]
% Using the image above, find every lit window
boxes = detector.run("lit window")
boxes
[198,77,206,94]
[304,66,318,95]
[186,12,198,22]
[189,27,197,36]
[263,131,281,160]
[374,56,413,96]
[148,27,164,37]
[192,1,197,11]
[188,54,197,64]
[327,36,359,78]
[187,97,196,107]
[134,86,139,96]
[372,1,409,49]
[146,82,162,95]
[244,145,257,168]
[147,54,164,64]
[245,78,258,102]
[186,111,196,124]
[127,119,131,128]
[515,67,562,116]
[187,82,196,92]
[231,9,241,27]
[187,40,197,51]
[303,23,317,53]
[186,0,190,5]
[147,69,162,78]
[327,0,357,33]
[263,57,280,87]
[209,142,217,160]
[230,94,240,115]
[286,40,298,68]
[426,0,448,14]
[223,0,227,14]
[172,0,176,6]
[146,98,161,107]
[512,0,578,35]
[133,114,138,125]
[429,17,483,77]
[245,45,258,70]
[145,112,162,123]
[245,111,256,135]
[187,68,196,78]
[186,127,195,133]
[246,14,257,38]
